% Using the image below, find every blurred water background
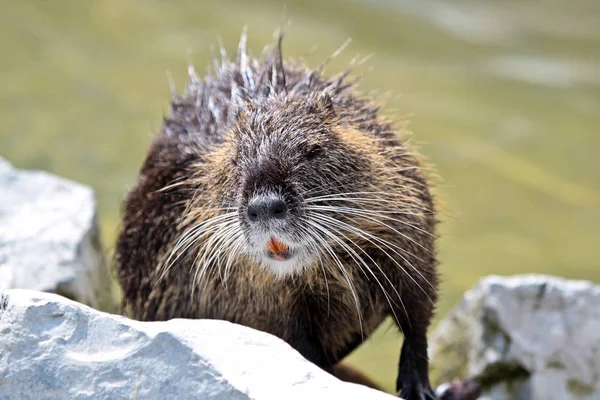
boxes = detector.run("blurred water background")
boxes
[2,0,599,392]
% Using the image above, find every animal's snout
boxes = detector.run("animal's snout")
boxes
[247,195,288,222]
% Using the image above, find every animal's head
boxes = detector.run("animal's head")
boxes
[195,91,382,277]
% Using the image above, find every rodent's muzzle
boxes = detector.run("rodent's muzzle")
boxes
[243,193,298,263]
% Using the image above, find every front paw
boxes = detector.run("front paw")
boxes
[398,379,437,400]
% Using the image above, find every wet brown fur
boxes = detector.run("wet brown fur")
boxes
[115,33,439,398]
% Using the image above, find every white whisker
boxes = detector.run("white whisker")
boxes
[157,212,238,283]
[307,205,436,253]
[304,216,408,329]
[310,212,437,304]
[303,219,364,337]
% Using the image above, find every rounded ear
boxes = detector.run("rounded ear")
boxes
[317,90,335,117]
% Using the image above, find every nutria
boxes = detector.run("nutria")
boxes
[115,32,439,400]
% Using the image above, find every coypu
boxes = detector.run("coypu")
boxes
[115,32,439,400]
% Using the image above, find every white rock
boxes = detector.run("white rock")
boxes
[0,289,394,400]
[0,157,113,310]
[430,275,600,400]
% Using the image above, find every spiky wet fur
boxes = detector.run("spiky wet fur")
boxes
[115,32,439,398]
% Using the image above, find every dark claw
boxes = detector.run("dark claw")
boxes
[398,387,437,400]
[435,379,481,400]
[398,377,437,400]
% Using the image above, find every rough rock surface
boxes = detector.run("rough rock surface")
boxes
[430,274,600,400]
[0,289,395,400]
[0,157,112,310]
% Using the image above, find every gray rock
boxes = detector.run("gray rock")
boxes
[430,275,600,400]
[0,157,113,310]
[0,289,394,400]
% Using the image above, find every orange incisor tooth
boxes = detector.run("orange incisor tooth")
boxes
[267,237,287,254]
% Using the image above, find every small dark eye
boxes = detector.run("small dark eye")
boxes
[305,145,322,160]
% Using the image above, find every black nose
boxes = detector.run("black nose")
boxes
[247,196,288,222]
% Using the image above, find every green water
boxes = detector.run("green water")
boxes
[2,0,599,392]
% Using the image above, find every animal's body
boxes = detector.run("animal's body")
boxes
[115,34,439,400]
